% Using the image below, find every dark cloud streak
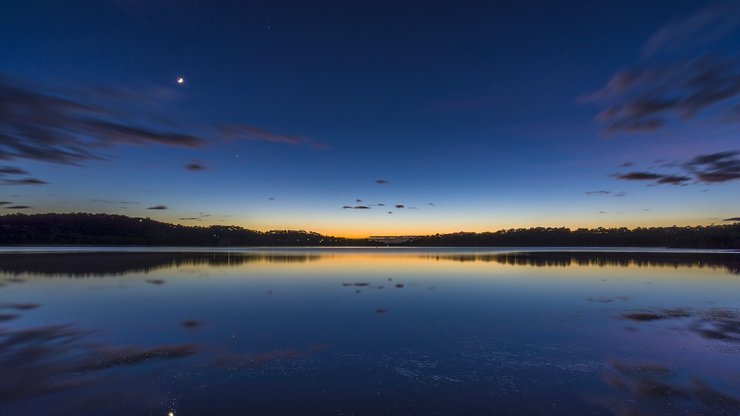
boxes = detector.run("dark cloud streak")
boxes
[0,166,28,175]
[585,2,740,135]
[0,76,203,167]
[615,172,691,185]
[613,150,740,185]
[0,74,326,184]
[684,150,740,183]
[0,178,48,186]
[185,160,206,171]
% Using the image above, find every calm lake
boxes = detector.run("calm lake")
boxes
[0,248,739,415]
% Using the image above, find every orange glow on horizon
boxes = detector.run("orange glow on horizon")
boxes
[164,215,724,239]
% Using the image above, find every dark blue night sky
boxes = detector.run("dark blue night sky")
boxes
[1,0,739,236]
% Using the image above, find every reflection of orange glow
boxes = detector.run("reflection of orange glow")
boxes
[144,251,735,281]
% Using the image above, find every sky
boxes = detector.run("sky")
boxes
[1,0,739,237]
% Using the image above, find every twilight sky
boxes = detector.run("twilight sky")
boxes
[1,0,739,237]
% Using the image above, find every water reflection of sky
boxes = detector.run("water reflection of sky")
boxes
[1,249,739,415]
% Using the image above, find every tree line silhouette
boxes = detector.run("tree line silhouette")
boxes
[0,213,374,246]
[0,213,738,248]
[404,226,740,249]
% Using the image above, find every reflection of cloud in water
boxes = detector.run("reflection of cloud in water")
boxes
[1,303,41,310]
[0,322,196,406]
[594,360,740,415]
[0,310,323,413]
[181,319,201,329]
[587,296,629,304]
[211,345,329,370]
[621,308,693,321]
[621,307,740,343]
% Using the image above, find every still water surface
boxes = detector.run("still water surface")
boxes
[0,248,739,415]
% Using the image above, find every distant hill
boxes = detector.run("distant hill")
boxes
[0,213,738,248]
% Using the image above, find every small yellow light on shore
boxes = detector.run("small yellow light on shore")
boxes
[168,412,175,416]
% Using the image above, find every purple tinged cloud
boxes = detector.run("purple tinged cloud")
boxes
[218,124,328,149]
[613,150,740,185]
[0,74,325,185]
[584,2,740,135]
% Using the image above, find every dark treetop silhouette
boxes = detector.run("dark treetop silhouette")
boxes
[0,213,738,249]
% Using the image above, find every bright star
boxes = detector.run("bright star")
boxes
[176,77,185,84]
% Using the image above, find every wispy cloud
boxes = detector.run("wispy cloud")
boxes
[586,57,740,134]
[90,199,139,205]
[177,213,211,221]
[375,179,389,184]
[0,74,328,184]
[0,76,202,167]
[614,172,691,185]
[0,166,46,186]
[0,167,28,175]
[642,1,740,58]
[684,150,740,183]
[584,1,740,134]
[218,124,304,145]
[1,178,48,186]
[147,205,168,210]
[218,124,329,149]
[613,150,740,185]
